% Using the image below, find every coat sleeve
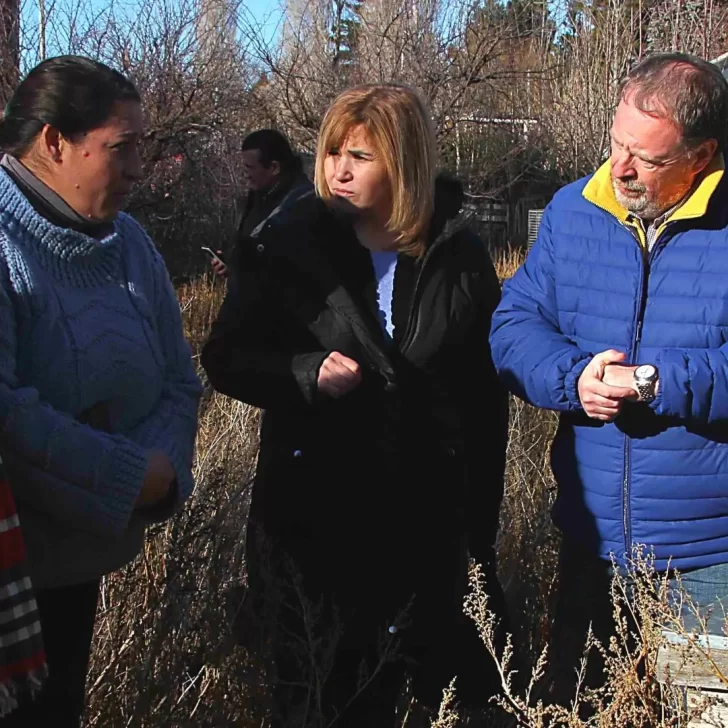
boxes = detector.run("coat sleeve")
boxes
[651,345,728,424]
[125,243,203,519]
[201,253,329,411]
[489,206,592,411]
[463,246,509,566]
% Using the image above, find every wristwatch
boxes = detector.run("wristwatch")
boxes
[634,364,659,403]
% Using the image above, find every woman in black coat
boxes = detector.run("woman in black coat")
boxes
[202,83,509,727]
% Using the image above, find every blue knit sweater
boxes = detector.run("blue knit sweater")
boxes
[0,169,202,588]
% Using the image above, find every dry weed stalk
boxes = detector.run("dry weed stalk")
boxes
[457,548,727,728]
[87,269,728,728]
[86,276,266,726]
[87,276,410,727]
[238,530,411,727]
[492,246,527,282]
[430,679,460,728]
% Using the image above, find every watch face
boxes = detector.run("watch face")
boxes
[635,364,656,380]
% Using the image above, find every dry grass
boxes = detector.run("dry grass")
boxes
[83,249,565,727]
[492,246,526,282]
[86,249,724,727]
[86,272,268,726]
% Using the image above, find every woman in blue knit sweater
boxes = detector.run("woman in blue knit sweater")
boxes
[0,57,202,725]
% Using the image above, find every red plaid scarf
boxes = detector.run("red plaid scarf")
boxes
[0,457,46,716]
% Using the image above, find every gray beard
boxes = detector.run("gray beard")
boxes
[613,180,667,221]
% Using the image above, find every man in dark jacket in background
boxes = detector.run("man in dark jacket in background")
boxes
[209,128,312,277]
[490,52,728,704]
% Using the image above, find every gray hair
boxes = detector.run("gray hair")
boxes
[618,52,728,151]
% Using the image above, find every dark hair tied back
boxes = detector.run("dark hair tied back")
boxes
[0,55,140,158]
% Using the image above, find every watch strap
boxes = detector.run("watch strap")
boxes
[636,381,656,402]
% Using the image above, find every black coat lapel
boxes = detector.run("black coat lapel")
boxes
[265,219,398,384]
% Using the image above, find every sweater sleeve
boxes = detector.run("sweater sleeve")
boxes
[125,243,202,517]
[0,269,150,537]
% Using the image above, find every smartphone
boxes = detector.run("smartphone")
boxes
[201,247,226,266]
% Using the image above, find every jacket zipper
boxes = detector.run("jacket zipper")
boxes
[623,233,647,557]
[583,197,650,559]
[399,236,448,354]
[621,222,674,558]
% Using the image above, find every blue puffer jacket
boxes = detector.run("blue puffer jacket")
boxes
[490,154,728,571]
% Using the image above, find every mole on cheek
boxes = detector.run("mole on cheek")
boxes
[82,151,90,158]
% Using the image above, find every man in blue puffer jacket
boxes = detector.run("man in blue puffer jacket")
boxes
[490,52,728,700]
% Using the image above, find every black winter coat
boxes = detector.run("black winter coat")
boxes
[202,177,508,601]
[238,172,312,238]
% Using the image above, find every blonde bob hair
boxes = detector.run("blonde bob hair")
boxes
[314,83,437,257]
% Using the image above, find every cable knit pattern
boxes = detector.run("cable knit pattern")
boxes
[0,169,202,588]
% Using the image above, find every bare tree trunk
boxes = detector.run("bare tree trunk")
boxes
[0,0,18,105]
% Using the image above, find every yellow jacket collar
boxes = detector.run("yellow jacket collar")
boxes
[582,153,725,224]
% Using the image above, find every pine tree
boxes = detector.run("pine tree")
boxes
[330,0,363,67]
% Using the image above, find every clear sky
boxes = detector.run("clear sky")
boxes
[241,0,283,45]
[246,0,282,22]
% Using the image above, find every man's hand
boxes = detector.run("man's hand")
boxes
[317,352,362,398]
[578,350,638,421]
[603,363,640,391]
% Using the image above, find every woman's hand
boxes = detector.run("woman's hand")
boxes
[317,352,362,398]
[78,401,111,432]
[137,450,176,506]
[210,252,228,278]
